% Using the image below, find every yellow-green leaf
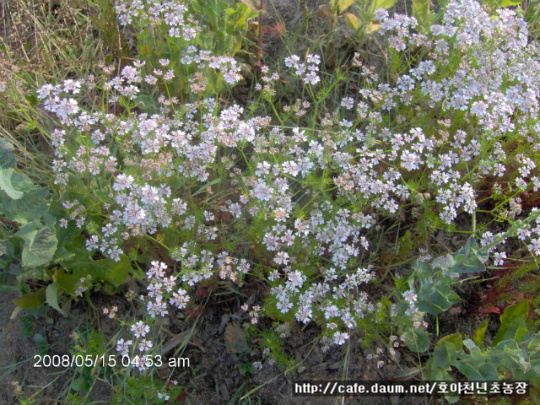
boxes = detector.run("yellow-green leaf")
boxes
[499,0,524,6]
[366,21,381,34]
[344,13,361,31]
[412,0,430,32]
[372,0,397,11]
[13,289,46,310]
[473,319,488,348]
[331,0,354,14]
[493,300,529,347]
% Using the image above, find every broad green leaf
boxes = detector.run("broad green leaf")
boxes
[13,289,46,309]
[432,254,455,270]
[192,178,222,197]
[0,169,34,199]
[493,300,529,347]
[433,334,462,369]
[53,267,84,296]
[455,361,498,381]
[1,187,48,224]
[72,255,132,287]
[463,338,483,359]
[438,333,463,349]
[412,260,432,276]
[450,256,485,274]
[0,239,13,258]
[494,318,529,348]
[0,138,15,170]
[473,318,488,348]
[372,0,397,10]
[527,334,540,352]
[17,221,58,268]
[416,275,460,314]
[403,327,430,352]
[434,341,458,369]
[46,283,66,315]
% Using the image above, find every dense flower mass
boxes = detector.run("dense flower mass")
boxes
[38,0,540,348]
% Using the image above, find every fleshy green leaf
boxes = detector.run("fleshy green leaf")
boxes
[16,221,58,268]
[0,169,34,199]
[432,254,455,270]
[403,327,430,352]
[1,187,48,224]
[433,334,462,370]
[454,361,498,381]
[416,273,460,314]
[46,283,65,315]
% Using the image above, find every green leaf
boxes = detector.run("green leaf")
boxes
[446,239,486,274]
[412,0,430,32]
[72,375,91,393]
[16,221,58,268]
[473,319,488,348]
[72,255,132,287]
[1,187,48,224]
[463,338,483,361]
[498,0,524,6]
[439,333,463,349]
[0,138,16,170]
[403,327,430,352]
[432,254,455,271]
[455,361,498,381]
[331,0,354,14]
[433,334,462,369]
[493,300,529,347]
[46,283,65,315]
[192,178,222,197]
[434,341,458,370]
[0,239,13,258]
[33,332,48,355]
[0,169,34,199]
[53,267,82,296]
[527,334,540,352]
[13,289,46,309]
[416,274,460,314]
[372,0,397,10]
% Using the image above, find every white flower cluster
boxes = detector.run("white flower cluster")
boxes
[39,0,540,350]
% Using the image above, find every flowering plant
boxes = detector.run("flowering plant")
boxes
[2,4,540,403]
[32,0,540,356]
